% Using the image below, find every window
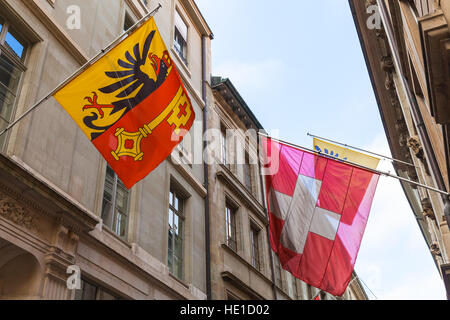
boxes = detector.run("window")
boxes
[168,187,185,280]
[220,126,229,167]
[250,224,261,271]
[101,166,130,238]
[75,279,121,300]
[174,10,187,64]
[123,12,134,32]
[225,202,237,251]
[0,18,27,149]
[273,253,282,288]
[244,152,252,191]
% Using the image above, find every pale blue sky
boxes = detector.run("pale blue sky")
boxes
[195,0,446,299]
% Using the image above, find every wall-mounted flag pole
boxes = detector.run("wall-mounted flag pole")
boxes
[0,3,162,140]
[260,132,449,197]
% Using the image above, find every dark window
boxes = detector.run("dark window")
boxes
[0,18,27,149]
[74,279,121,300]
[250,224,261,270]
[244,152,252,191]
[220,126,229,167]
[174,11,187,64]
[273,253,282,288]
[101,166,130,238]
[168,187,185,280]
[225,203,237,251]
[123,13,135,32]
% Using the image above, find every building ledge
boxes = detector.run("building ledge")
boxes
[0,153,99,234]
[216,165,267,224]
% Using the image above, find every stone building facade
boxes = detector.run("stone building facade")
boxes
[0,0,212,300]
[208,77,368,301]
[349,0,450,298]
[0,0,367,300]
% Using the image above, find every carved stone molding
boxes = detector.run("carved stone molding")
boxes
[381,55,395,72]
[421,197,436,220]
[407,136,425,160]
[0,193,35,231]
[430,242,442,256]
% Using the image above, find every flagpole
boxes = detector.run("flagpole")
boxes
[0,3,162,139]
[258,132,450,196]
[307,132,418,168]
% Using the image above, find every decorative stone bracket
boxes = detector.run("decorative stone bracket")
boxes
[430,242,442,257]
[421,197,436,220]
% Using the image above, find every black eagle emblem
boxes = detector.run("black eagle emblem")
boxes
[98,30,172,115]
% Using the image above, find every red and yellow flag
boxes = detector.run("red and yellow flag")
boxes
[54,18,195,189]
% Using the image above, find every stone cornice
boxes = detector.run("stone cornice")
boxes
[0,154,100,234]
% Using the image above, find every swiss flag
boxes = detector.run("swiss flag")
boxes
[262,136,379,296]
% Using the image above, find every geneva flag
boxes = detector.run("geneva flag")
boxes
[54,18,194,189]
[262,136,379,296]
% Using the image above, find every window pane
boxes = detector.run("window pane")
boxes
[169,191,174,206]
[167,250,173,272]
[168,229,173,252]
[173,256,183,279]
[123,14,134,32]
[244,153,252,190]
[0,81,16,122]
[81,281,97,300]
[221,128,228,165]
[101,199,113,229]
[173,214,179,235]
[115,183,129,212]
[174,195,179,211]
[5,29,25,59]
[0,54,21,95]
[174,28,187,63]
[168,208,174,229]
[174,11,188,40]
[115,211,127,237]
[103,172,114,202]
[174,234,183,259]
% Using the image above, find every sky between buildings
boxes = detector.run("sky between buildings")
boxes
[195,0,447,300]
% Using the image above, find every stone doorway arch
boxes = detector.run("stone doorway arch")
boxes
[0,238,43,300]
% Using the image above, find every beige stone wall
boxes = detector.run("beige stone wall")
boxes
[0,0,211,300]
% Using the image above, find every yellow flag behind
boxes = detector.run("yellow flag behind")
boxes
[313,138,380,170]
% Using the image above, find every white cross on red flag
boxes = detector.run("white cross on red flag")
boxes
[262,136,379,296]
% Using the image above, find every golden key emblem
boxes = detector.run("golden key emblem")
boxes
[111,86,192,161]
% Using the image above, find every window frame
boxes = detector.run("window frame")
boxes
[243,151,252,191]
[101,166,130,239]
[173,9,188,65]
[0,16,28,150]
[272,252,282,289]
[220,125,229,168]
[225,201,238,252]
[250,223,261,271]
[167,186,185,280]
